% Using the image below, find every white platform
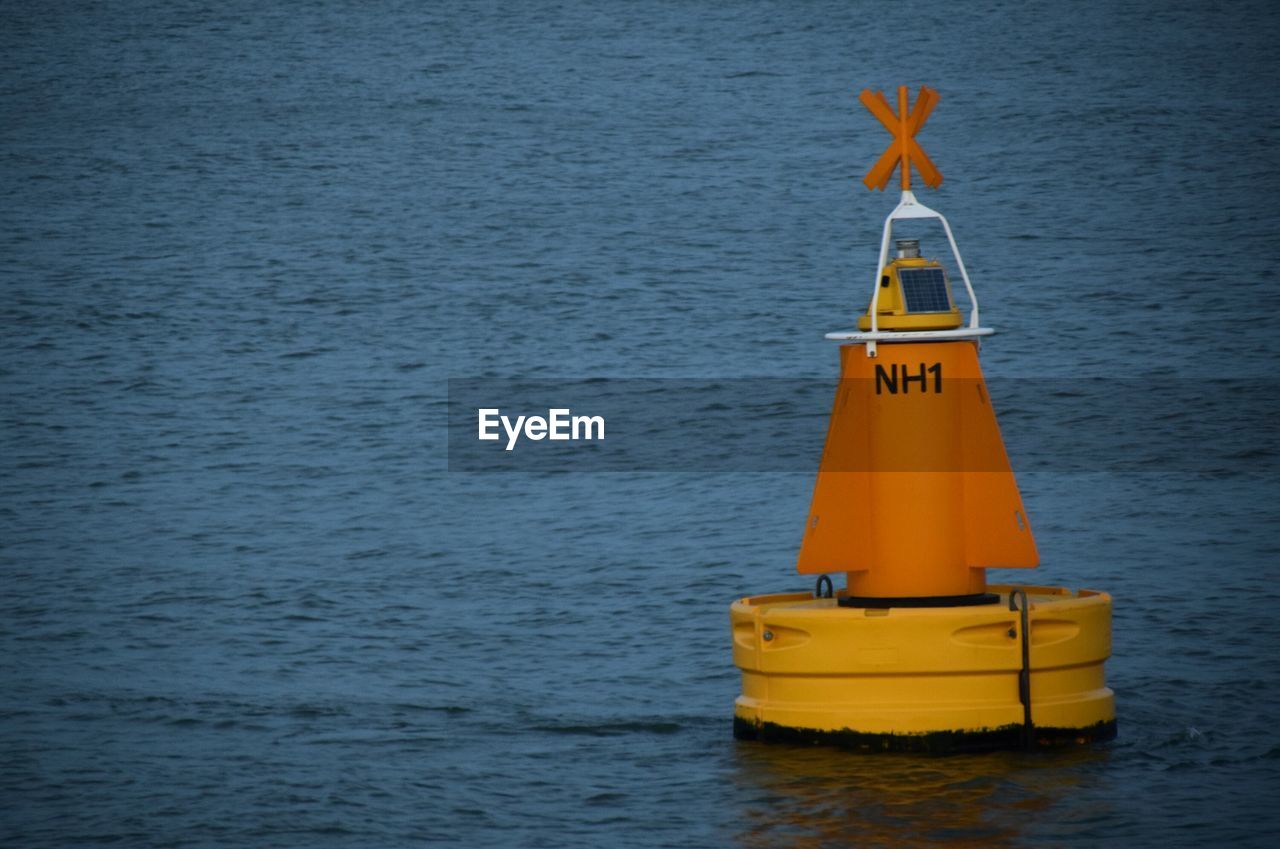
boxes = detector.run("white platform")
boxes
[825,327,995,342]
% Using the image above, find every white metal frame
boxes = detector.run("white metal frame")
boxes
[827,190,992,356]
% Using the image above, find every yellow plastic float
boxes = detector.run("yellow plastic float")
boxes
[731,85,1116,752]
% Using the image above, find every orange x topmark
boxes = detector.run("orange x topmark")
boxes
[860,85,943,191]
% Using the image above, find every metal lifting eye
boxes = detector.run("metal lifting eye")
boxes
[815,575,834,599]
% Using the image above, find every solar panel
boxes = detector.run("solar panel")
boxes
[899,267,952,313]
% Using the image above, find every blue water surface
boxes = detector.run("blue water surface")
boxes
[3,1,1279,846]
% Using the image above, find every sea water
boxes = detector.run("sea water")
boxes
[3,1,1279,846]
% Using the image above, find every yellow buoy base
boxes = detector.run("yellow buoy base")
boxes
[730,584,1115,752]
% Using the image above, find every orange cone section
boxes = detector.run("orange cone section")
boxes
[797,340,1037,598]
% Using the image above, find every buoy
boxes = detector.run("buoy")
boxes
[731,85,1116,752]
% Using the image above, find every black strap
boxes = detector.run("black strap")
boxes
[1009,588,1033,750]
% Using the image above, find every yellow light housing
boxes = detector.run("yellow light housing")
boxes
[857,241,962,331]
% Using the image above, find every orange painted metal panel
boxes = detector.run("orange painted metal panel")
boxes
[796,342,1038,597]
